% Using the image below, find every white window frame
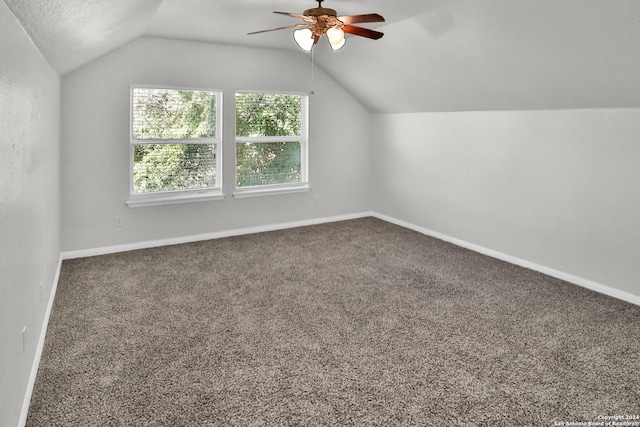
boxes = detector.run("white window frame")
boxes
[233,90,310,199]
[127,85,224,208]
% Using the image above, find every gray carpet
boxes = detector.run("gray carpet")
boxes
[27,217,640,426]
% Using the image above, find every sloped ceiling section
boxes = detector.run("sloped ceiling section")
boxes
[314,0,640,112]
[4,0,163,75]
[6,0,640,113]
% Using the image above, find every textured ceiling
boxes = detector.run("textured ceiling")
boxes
[4,0,163,74]
[5,0,640,113]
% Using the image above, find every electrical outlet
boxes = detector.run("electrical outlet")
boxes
[22,326,27,354]
[314,195,320,205]
[115,215,124,227]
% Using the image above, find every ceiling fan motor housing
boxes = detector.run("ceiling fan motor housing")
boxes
[303,7,337,17]
[304,6,342,36]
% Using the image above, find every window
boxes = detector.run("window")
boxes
[234,91,309,198]
[128,86,223,207]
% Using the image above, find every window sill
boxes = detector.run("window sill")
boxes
[127,190,225,208]
[233,184,310,199]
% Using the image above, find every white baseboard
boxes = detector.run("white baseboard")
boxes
[61,212,373,260]
[18,254,63,427]
[371,212,640,307]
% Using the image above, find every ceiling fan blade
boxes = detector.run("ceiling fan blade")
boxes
[342,25,384,40]
[248,23,310,36]
[337,13,385,25]
[274,11,315,22]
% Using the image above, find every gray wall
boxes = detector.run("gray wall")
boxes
[0,2,61,426]
[61,37,372,251]
[372,109,640,297]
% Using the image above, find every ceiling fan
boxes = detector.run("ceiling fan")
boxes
[248,0,385,52]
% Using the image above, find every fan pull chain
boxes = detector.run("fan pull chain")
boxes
[310,47,315,95]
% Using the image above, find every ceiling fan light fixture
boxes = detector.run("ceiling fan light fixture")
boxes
[293,28,314,52]
[326,27,345,50]
[248,1,384,52]
[328,36,346,51]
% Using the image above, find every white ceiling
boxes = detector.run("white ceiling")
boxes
[5,0,640,113]
[5,0,162,74]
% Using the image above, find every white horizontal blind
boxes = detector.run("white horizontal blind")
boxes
[235,91,308,188]
[130,87,222,195]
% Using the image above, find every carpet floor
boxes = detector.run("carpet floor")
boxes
[27,217,640,426]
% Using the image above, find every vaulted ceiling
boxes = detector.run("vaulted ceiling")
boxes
[5,0,640,113]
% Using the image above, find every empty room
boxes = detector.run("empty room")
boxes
[1,0,639,425]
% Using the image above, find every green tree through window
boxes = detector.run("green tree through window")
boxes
[131,88,220,194]
[235,92,307,188]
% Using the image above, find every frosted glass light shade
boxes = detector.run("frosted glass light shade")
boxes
[327,27,346,51]
[293,28,314,52]
[327,27,345,45]
[329,37,345,51]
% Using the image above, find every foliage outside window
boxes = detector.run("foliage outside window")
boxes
[129,87,222,206]
[235,91,309,193]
